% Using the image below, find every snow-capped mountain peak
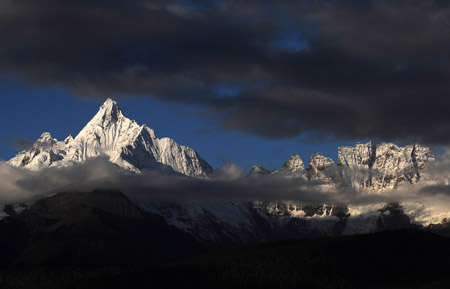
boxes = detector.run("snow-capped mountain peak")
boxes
[281,154,305,171]
[8,98,212,177]
[308,153,334,174]
[87,98,124,128]
[308,153,336,181]
[37,132,54,143]
[31,132,59,151]
[275,154,307,178]
[249,165,271,176]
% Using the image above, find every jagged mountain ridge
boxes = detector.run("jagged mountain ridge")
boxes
[8,98,434,189]
[8,98,212,178]
[338,141,434,191]
[250,141,434,192]
[142,139,437,248]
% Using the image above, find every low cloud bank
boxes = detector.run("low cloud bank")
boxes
[2,152,450,208]
[0,158,339,205]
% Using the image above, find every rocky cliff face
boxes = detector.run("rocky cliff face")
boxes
[338,141,434,191]
[250,141,434,192]
[308,153,336,181]
[147,141,433,248]
[8,99,212,178]
[279,154,306,175]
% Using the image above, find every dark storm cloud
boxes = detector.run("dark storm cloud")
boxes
[3,0,450,143]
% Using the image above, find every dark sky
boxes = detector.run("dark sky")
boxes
[1,0,450,169]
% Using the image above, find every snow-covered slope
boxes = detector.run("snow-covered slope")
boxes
[8,98,212,177]
[276,154,308,178]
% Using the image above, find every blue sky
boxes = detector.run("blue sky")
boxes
[1,0,448,169]
[0,76,364,171]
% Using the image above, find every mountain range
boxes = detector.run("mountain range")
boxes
[3,98,443,249]
[8,99,435,191]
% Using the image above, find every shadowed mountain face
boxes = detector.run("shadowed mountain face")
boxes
[0,189,206,268]
[141,201,420,249]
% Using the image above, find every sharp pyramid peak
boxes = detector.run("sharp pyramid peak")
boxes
[99,98,123,116]
[8,97,212,178]
[85,98,127,128]
[103,97,119,106]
